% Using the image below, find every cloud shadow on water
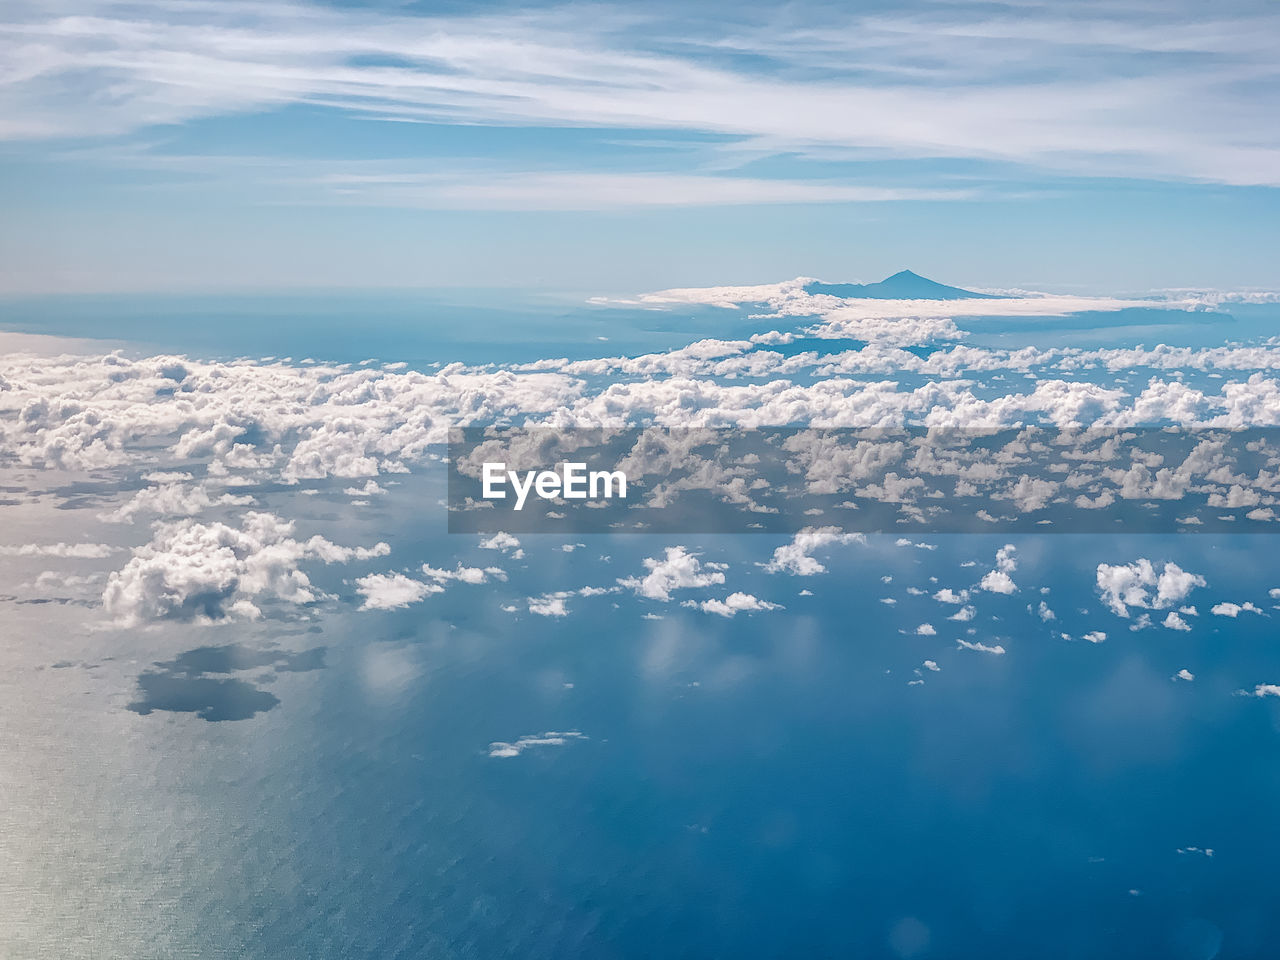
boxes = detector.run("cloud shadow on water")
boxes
[128,642,326,722]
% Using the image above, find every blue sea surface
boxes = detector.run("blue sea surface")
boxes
[3,289,1280,958]
[0,289,742,365]
[3,289,1278,366]
[6,512,1280,958]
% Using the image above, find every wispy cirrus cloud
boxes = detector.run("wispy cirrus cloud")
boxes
[2,0,1278,187]
[36,139,983,210]
[307,170,975,210]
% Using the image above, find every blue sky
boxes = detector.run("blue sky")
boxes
[1,0,1277,294]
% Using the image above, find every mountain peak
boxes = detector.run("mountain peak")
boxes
[803,270,1000,301]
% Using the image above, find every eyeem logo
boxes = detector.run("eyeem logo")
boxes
[481,462,627,511]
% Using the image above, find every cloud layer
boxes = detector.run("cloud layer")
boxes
[3,0,1279,189]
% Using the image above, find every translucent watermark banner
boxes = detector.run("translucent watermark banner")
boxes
[447,426,1280,534]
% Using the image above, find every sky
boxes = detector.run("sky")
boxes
[1,0,1278,294]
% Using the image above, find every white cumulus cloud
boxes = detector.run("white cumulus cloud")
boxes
[1095,559,1205,617]
[620,546,726,600]
[103,511,389,626]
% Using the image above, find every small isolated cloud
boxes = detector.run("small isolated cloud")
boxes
[1163,611,1192,631]
[1173,669,1195,682]
[956,638,1005,655]
[995,544,1017,574]
[979,570,1016,595]
[1082,631,1107,644]
[763,526,864,575]
[915,623,936,636]
[1095,559,1205,617]
[693,592,782,618]
[356,572,443,611]
[356,560,504,611]
[933,588,969,604]
[948,605,977,622]
[923,660,940,672]
[620,546,726,600]
[488,730,586,758]
[1211,601,1262,617]
[1249,684,1280,698]
[529,591,574,617]
[891,538,936,550]
[421,562,505,584]
[479,531,524,559]
[978,544,1018,594]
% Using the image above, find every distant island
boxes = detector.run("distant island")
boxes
[804,269,1002,300]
